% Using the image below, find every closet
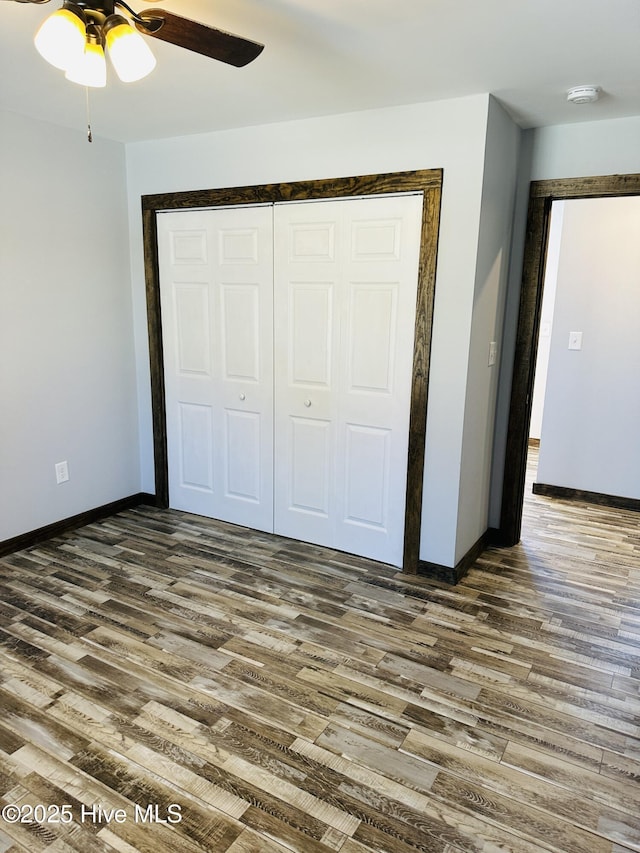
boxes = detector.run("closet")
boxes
[157,192,423,566]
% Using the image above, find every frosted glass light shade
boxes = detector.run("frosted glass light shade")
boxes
[104,16,156,82]
[65,39,107,87]
[34,4,86,71]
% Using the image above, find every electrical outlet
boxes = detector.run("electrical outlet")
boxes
[55,461,69,484]
[568,331,583,350]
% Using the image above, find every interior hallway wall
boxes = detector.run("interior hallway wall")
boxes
[536,195,640,499]
[529,201,564,440]
[488,114,640,528]
[454,96,520,564]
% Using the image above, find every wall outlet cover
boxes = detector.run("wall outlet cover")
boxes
[568,331,583,350]
[55,461,69,484]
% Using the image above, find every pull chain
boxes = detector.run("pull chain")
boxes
[85,87,93,143]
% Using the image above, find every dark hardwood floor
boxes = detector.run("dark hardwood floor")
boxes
[0,448,639,852]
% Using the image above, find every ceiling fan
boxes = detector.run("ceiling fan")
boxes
[4,0,264,88]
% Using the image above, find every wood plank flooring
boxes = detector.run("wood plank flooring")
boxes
[1,449,639,852]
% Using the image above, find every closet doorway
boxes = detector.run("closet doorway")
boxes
[143,170,443,573]
[158,194,423,567]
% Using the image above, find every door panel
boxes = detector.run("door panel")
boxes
[289,416,331,516]
[220,284,260,381]
[174,283,211,375]
[344,424,390,526]
[290,284,333,386]
[224,409,261,501]
[158,207,274,531]
[178,402,214,494]
[347,283,397,393]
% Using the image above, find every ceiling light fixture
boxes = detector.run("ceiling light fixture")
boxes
[566,85,600,105]
[65,23,107,87]
[34,0,156,87]
[103,13,155,82]
[15,0,264,141]
[34,1,87,71]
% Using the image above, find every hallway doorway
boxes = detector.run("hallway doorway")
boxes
[498,172,640,547]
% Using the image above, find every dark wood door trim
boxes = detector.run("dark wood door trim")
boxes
[497,172,640,546]
[142,170,443,573]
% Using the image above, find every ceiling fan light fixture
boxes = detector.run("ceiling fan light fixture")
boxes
[34,1,86,71]
[104,14,156,82]
[65,25,107,87]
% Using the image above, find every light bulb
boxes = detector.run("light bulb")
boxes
[34,2,86,71]
[65,30,107,88]
[104,15,156,82]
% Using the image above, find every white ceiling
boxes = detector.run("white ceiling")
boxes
[1,0,638,143]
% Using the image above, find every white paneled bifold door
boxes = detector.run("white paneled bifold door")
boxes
[158,206,275,532]
[272,196,422,566]
[158,193,423,566]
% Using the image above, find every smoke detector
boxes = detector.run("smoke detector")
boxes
[567,85,600,105]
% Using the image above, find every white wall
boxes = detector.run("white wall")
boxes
[529,201,564,439]
[536,196,640,498]
[489,115,640,527]
[126,95,498,567]
[530,115,640,180]
[454,97,521,562]
[0,110,140,541]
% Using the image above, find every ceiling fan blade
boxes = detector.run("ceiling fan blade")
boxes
[135,9,264,68]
